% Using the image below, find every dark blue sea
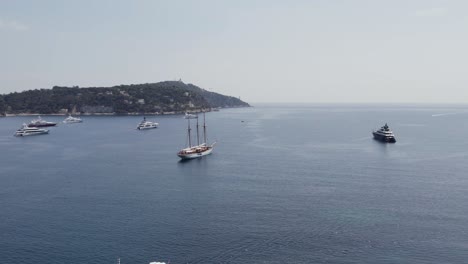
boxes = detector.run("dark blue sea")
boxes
[1,104,468,264]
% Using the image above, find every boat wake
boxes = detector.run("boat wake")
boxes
[398,123,426,127]
[431,111,468,117]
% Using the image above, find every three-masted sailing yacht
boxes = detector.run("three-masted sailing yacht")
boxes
[177,112,216,160]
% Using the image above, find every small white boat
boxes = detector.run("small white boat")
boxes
[184,112,198,119]
[137,117,159,130]
[63,114,83,124]
[117,257,166,264]
[14,123,49,137]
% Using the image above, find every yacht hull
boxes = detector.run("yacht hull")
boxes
[372,132,396,143]
[15,131,49,137]
[177,147,213,160]
[27,123,57,127]
[137,125,158,130]
[63,122,82,124]
[63,120,82,124]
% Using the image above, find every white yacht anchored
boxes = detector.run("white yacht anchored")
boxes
[184,112,198,119]
[63,114,83,123]
[137,117,159,130]
[178,112,215,160]
[116,258,166,264]
[14,123,49,137]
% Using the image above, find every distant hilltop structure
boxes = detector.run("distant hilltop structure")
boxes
[0,81,250,116]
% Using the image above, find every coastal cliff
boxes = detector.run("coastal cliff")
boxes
[0,81,249,116]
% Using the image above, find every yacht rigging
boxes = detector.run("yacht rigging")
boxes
[177,112,215,160]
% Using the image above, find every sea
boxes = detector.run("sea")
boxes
[1,104,468,264]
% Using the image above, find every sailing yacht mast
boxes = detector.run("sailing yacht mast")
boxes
[177,111,214,160]
[196,116,200,146]
[203,112,207,144]
[187,119,192,147]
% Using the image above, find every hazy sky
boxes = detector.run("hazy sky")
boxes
[1,0,467,103]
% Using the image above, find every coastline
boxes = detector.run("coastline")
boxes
[1,105,250,117]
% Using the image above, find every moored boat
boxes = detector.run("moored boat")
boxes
[137,117,159,130]
[178,112,215,160]
[28,116,57,127]
[372,123,396,143]
[184,112,198,119]
[14,124,49,137]
[63,114,82,123]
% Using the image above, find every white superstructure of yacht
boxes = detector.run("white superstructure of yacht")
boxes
[14,124,49,137]
[137,117,159,130]
[184,112,198,119]
[63,114,83,123]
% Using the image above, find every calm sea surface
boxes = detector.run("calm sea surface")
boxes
[1,104,468,264]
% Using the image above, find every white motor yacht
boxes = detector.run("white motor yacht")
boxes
[184,112,198,119]
[137,117,159,130]
[63,114,83,123]
[14,123,49,137]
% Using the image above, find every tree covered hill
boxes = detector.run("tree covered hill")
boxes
[0,81,249,115]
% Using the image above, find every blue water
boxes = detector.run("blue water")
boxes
[1,104,468,264]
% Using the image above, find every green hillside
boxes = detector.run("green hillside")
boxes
[0,81,249,116]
